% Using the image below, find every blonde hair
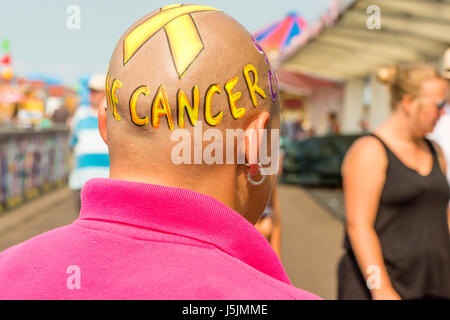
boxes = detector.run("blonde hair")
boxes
[377,63,439,110]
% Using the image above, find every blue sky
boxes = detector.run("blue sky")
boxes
[0,0,346,86]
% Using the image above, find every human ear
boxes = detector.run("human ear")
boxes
[400,94,415,114]
[98,97,108,145]
[243,111,270,165]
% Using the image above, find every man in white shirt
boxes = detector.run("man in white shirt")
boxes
[69,74,109,212]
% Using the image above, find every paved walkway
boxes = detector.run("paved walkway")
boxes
[0,188,78,252]
[279,185,344,299]
[0,184,344,299]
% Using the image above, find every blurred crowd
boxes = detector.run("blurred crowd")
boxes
[0,68,78,129]
[281,112,342,142]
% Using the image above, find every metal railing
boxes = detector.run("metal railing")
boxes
[0,125,70,212]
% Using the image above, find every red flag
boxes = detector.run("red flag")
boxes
[0,54,11,65]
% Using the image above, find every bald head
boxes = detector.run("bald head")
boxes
[100,5,280,221]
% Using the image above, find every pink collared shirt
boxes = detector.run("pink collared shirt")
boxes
[0,178,320,300]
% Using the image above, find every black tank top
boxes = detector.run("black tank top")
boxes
[342,134,450,299]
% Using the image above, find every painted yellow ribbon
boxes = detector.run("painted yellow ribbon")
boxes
[123,4,220,78]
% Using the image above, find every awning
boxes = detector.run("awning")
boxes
[282,0,450,80]
[277,69,340,95]
[254,11,307,59]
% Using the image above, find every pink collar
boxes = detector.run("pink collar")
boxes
[80,178,291,284]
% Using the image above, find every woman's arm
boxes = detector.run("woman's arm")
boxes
[448,207,450,235]
[342,136,401,300]
[431,141,450,234]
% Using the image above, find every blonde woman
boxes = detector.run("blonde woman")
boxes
[338,63,450,300]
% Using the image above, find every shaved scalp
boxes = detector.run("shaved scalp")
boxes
[105,4,279,171]
[103,4,281,221]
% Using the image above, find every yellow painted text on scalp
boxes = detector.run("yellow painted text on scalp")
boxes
[107,63,267,130]
[243,64,266,107]
[123,5,220,78]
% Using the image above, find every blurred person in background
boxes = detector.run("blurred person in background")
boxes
[63,92,80,125]
[17,88,44,126]
[285,118,310,141]
[429,48,450,186]
[255,184,281,256]
[68,74,109,212]
[338,63,450,300]
[51,101,70,125]
[255,153,284,257]
[39,114,52,129]
[0,68,21,124]
[284,118,301,141]
[70,75,104,129]
[359,119,370,134]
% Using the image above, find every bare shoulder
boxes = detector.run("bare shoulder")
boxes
[347,135,386,156]
[342,135,387,175]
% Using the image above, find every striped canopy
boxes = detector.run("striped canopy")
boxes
[253,11,308,53]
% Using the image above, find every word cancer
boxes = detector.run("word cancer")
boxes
[105,62,277,130]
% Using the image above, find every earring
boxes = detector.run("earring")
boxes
[246,162,266,185]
